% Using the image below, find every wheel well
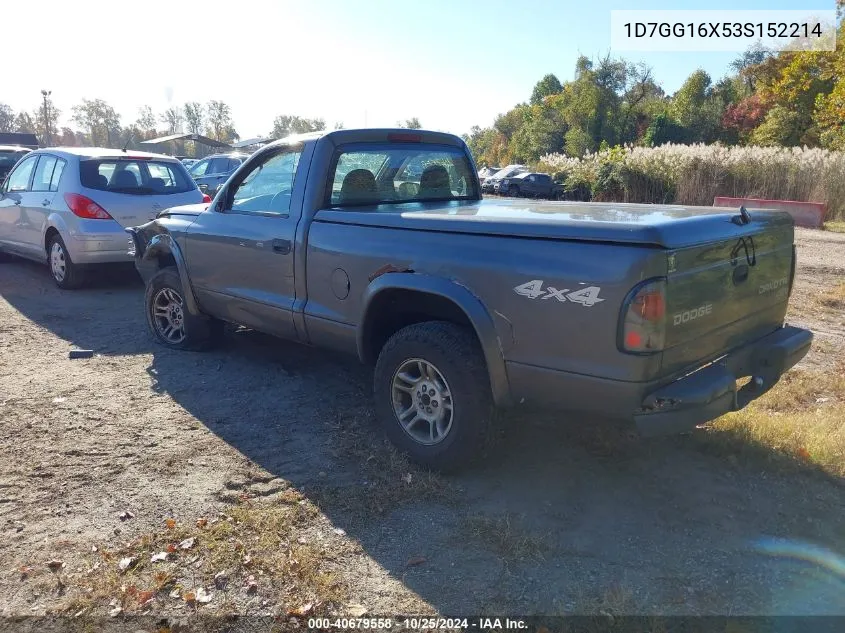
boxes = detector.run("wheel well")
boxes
[361,289,475,364]
[156,252,177,270]
[44,227,59,253]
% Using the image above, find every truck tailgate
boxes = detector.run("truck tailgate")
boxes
[661,221,795,376]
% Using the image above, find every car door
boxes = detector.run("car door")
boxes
[0,154,39,255]
[22,154,65,256]
[184,145,306,340]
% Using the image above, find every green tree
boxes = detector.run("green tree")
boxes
[71,99,121,146]
[530,74,563,105]
[160,106,183,135]
[749,105,803,146]
[399,117,421,129]
[15,112,35,134]
[0,104,15,133]
[206,100,238,142]
[183,102,205,135]
[669,69,723,143]
[271,115,326,138]
[136,106,157,135]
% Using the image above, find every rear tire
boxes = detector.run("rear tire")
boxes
[47,234,87,289]
[145,267,222,351]
[509,186,520,198]
[373,321,494,472]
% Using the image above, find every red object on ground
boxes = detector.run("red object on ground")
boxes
[713,197,827,229]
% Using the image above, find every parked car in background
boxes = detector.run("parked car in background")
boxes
[180,158,199,169]
[0,148,209,288]
[0,146,32,182]
[128,128,811,472]
[480,164,527,193]
[496,172,564,199]
[477,166,499,181]
[188,153,248,197]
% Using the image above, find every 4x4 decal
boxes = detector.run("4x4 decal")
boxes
[513,280,604,307]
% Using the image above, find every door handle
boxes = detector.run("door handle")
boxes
[272,238,291,254]
[42,199,51,206]
[14,199,20,205]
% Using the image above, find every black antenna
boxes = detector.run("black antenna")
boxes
[122,134,135,152]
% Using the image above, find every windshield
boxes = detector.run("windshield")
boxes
[328,144,477,207]
[80,158,197,195]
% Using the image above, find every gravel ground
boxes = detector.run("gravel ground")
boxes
[1,227,844,618]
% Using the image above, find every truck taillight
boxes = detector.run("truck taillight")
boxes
[64,193,112,219]
[620,279,667,353]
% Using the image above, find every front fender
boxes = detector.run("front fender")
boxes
[127,225,201,317]
[358,273,513,407]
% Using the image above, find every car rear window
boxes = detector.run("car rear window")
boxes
[328,144,477,207]
[80,158,196,195]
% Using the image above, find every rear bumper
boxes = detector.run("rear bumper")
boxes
[64,220,133,264]
[633,325,812,436]
[506,325,812,435]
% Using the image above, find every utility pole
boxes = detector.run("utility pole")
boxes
[41,90,52,146]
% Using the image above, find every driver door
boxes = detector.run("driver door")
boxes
[184,146,306,340]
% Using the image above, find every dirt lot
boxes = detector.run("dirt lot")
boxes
[1,228,844,621]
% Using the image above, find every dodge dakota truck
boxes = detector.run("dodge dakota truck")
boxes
[127,129,812,471]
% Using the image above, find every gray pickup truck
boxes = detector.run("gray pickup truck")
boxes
[127,129,812,471]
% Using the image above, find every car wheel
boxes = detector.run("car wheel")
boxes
[145,267,222,351]
[510,186,520,198]
[47,234,86,289]
[374,321,494,472]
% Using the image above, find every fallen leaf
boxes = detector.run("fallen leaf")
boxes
[406,556,426,567]
[196,517,208,528]
[196,587,213,603]
[183,591,196,603]
[118,511,135,521]
[797,447,812,461]
[287,603,313,617]
[151,552,168,563]
[118,557,137,572]
[165,518,176,529]
[179,537,196,550]
[137,590,155,606]
[347,603,368,617]
[46,559,64,571]
[166,543,177,554]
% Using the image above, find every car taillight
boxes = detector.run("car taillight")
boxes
[202,193,212,203]
[63,193,113,219]
[620,279,667,353]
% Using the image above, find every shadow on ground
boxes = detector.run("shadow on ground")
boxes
[3,258,845,615]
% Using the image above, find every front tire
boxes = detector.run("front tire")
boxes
[145,267,222,351]
[373,321,494,472]
[509,186,520,198]
[47,234,86,289]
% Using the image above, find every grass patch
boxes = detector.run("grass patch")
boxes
[56,496,347,618]
[824,221,845,233]
[699,365,845,478]
[459,513,550,562]
[312,408,454,519]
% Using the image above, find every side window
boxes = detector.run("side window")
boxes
[148,163,176,187]
[49,159,66,192]
[230,150,302,214]
[32,156,58,192]
[209,158,230,174]
[6,155,38,192]
[228,158,242,172]
[190,159,210,177]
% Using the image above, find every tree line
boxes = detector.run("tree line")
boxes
[464,16,845,168]
[0,98,368,154]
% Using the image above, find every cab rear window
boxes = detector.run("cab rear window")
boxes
[328,144,477,207]
[80,159,196,195]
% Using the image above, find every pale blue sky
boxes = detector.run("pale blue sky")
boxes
[3,0,834,138]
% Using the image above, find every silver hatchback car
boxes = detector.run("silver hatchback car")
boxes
[0,147,209,288]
